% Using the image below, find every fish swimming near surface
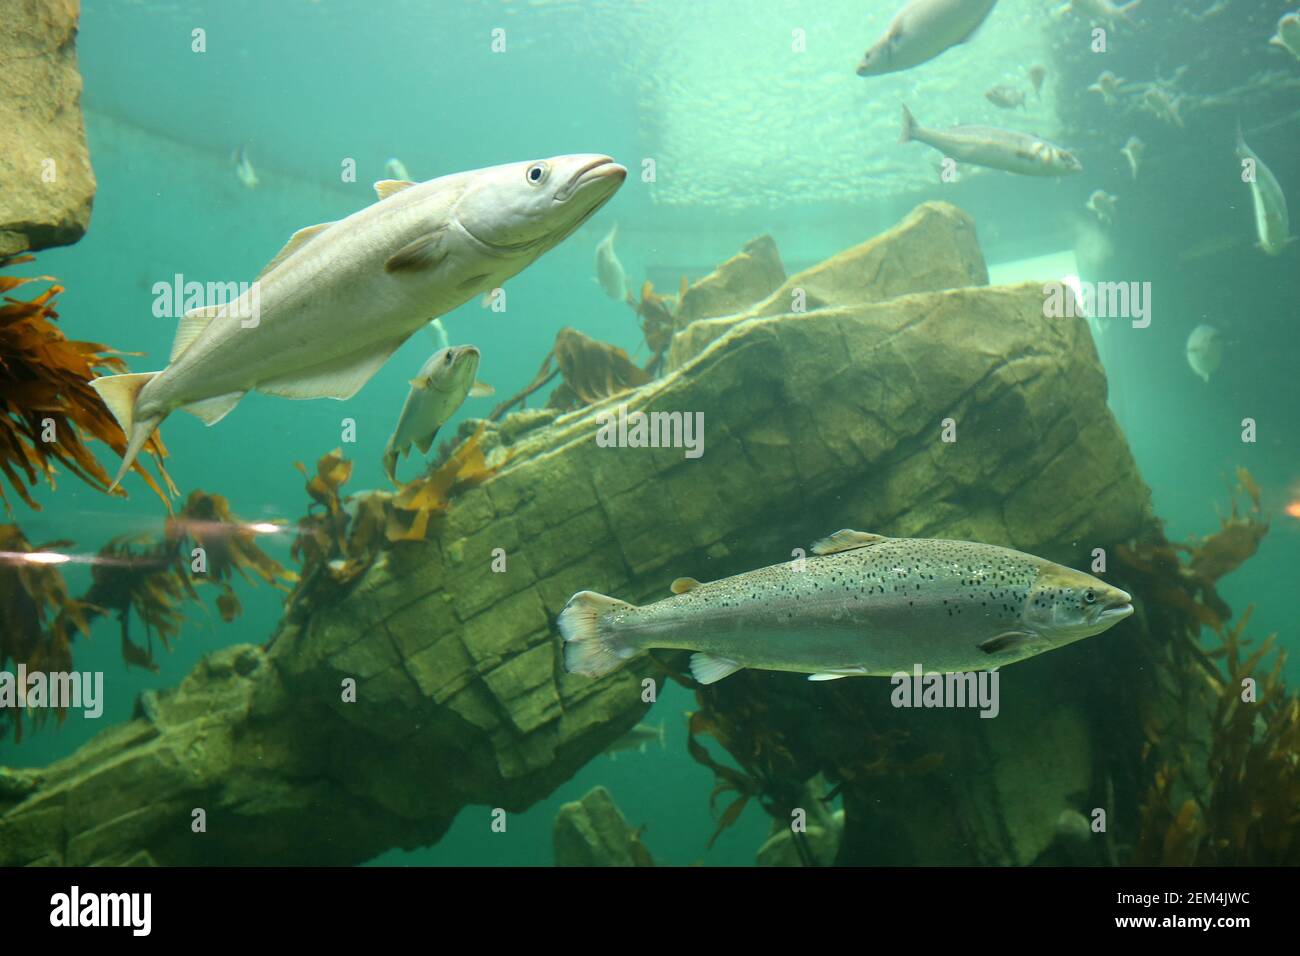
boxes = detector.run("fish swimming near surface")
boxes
[1120,135,1144,179]
[856,0,999,77]
[985,85,1026,109]
[1086,189,1118,224]
[1185,324,1224,383]
[91,154,626,491]
[560,529,1133,684]
[1270,13,1300,60]
[594,222,631,303]
[1235,125,1292,256]
[900,105,1081,176]
[382,345,492,483]
[1087,70,1125,106]
[605,721,667,759]
[1055,0,1142,29]
[1141,87,1183,127]
[233,143,258,189]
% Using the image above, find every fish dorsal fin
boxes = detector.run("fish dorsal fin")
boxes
[978,631,1034,655]
[671,576,701,595]
[170,305,225,361]
[810,529,888,556]
[258,338,403,401]
[178,390,246,426]
[689,653,743,685]
[257,222,334,281]
[374,179,416,202]
[386,229,449,274]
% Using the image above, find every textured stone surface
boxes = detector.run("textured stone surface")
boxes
[668,201,987,369]
[674,234,786,326]
[0,203,1150,866]
[0,0,96,257]
[553,786,649,866]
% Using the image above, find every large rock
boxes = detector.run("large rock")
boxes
[0,204,1150,866]
[554,786,652,866]
[668,201,987,369]
[0,0,96,257]
[675,234,786,326]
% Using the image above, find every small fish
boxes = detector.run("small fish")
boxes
[1236,125,1292,256]
[233,143,258,189]
[1056,0,1142,29]
[1270,12,1300,59]
[1120,135,1145,179]
[382,345,493,483]
[560,529,1133,683]
[1086,189,1118,224]
[857,0,999,77]
[1141,87,1183,127]
[605,721,667,759]
[1185,324,1224,383]
[1028,64,1047,98]
[900,105,1081,176]
[385,157,412,181]
[985,85,1026,110]
[1087,71,1124,106]
[594,222,631,303]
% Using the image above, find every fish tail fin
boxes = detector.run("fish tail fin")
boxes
[558,590,638,678]
[899,104,916,144]
[90,372,162,491]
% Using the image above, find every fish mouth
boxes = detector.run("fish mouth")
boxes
[1098,591,1134,625]
[554,156,626,204]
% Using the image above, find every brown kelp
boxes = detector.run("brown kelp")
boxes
[0,260,174,510]
[490,327,652,420]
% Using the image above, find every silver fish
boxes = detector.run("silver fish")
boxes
[1271,13,1300,60]
[1120,135,1144,179]
[1185,324,1224,383]
[233,143,258,189]
[605,721,667,759]
[1056,0,1142,30]
[560,530,1133,684]
[900,105,1082,176]
[382,345,492,483]
[1236,126,1291,256]
[985,85,1026,110]
[1087,71,1124,107]
[92,155,625,490]
[1086,189,1118,224]
[594,221,630,303]
[857,0,998,77]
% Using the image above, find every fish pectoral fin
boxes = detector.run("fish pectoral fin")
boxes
[386,229,449,274]
[256,222,335,281]
[469,381,495,398]
[258,339,403,401]
[178,390,246,426]
[374,179,416,201]
[670,576,702,595]
[689,653,744,685]
[810,529,888,555]
[978,631,1035,655]
[808,669,866,681]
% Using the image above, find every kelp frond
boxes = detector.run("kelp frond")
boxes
[0,260,174,511]
[387,423,498,542]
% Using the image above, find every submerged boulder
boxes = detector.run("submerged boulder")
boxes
[554,786,654,866]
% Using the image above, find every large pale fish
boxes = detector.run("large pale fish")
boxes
[594,222,631,303]
[92,154,626,490]
[900,105,1082,176]
[382,345,491,483]
[1235,126,1291,256]
[857,0,999,77]
[560,529,1133,684]
[1185,324,1224,383]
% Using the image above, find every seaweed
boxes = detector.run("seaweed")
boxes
[632,277,686,374]
[0,260,174,511]
[489,327,652,419]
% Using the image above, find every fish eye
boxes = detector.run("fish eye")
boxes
[1084,590,1096,604]
[444,352,454,365]
[525,162,549,186]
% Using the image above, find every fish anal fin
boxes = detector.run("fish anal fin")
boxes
[386,229,448,274]
[258,339,403,400]
[414,429,439,455]
[810,529,888,556]
[689,653,743,685]
[670,576,701,595]
[808,669,866,681]
[179,391,246,426]
[257,222,335,281]
[374,179,416,202]
[978,631,1035,655]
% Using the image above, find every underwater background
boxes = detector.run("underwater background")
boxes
[2,0,1298,866]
